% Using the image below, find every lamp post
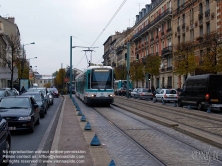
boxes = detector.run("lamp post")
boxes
[22,42,35,78]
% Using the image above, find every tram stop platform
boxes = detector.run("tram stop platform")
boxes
[47,95,111,166]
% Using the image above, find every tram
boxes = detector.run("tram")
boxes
[75,66,114,105]
[114,80,133,95]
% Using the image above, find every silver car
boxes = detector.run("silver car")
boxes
[135,88,153,100]
[155,89,178,103]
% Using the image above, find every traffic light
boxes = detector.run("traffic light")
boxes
[125,53,127,60]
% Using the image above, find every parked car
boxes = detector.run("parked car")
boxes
[131,88,139,98]
[0,89,11,100]
[48,93,54,105]
[21,92,47,118]
[47,88,59,98]
[27,88,50,109]
[1,88,19,96]
[155,89,178,103]
[116,87,126,96]
[0,115,11,165]
[0,96,40,133]
[135,88,153,100]
[178,74,222,111]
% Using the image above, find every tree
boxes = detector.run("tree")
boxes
[114,65,126,80]
[199,33,222,73]
[44,82,51,88]
[0,34,20,89]
[130,61,144,87]
[144,55,161,86]
[173,42,198,80]
[54,68,66,91]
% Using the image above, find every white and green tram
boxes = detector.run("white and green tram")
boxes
[75,66,114,105]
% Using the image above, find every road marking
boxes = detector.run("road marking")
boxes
[30,97,64,166]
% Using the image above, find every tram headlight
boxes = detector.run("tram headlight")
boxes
[109,94,113,97]
[91,94,96,97]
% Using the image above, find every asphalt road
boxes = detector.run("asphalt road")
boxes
[8,97,63,166]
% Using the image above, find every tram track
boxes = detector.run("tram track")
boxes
[92,107,167,166]
[113,96,222,139]
[92,105,222,165]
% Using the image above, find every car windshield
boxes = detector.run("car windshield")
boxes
[0,98,30,108]
[0,91,5,97]
[142,89,148,92]
[25,94,42,101]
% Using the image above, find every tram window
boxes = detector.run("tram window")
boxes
[91,70,112,89]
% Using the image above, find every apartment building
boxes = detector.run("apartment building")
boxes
[131,0,173,89]
[172,0,217,88]
[0,17,20,88]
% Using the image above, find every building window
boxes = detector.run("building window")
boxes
[182,14,185,24]
[40,81,42,83]
[167,56,172,67]
[167,76,172,88]
[162,41,164,50]
[200,26,203,36]
[206,23,210,35]
[190,8,194,24]
[206,0,209,10]
[199,3,203,14]
[167,19,171,29]
[190,29,194,41]
[183,34,185,42]
[178,36,180,44]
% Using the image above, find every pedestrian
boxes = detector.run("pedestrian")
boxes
[151,85,155,93]
[20,86,27,94]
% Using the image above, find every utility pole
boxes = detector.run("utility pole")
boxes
[126,42,130,98]
[69,36,72,98]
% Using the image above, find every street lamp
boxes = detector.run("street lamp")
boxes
[22,42,35,78]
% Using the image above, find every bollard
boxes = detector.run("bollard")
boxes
[81,115,86,121]
[76,107,81,112]
[153,98,156,103]
[174,101,177,107]
[90,134,101,146]
[188,105,191,110]
[84,122,92,130]
[207,107,211,113]
[108,159,116,166]
[78,111,82,116]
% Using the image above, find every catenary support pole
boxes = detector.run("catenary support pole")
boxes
[126,42,130,98]
[70,36,72,98]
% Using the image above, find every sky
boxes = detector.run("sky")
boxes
[0,0,150,75]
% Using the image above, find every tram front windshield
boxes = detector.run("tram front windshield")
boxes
[91,69,112,89]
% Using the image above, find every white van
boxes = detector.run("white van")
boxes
[33,83,38,88]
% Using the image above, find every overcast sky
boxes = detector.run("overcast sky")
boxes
[1,0,150,75]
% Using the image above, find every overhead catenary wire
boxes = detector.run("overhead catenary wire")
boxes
[91,0,128,47]
[75,0,128,68]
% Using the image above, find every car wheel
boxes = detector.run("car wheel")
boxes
[29,122,35,133]
[45,108,47,114]
[197,102,204,111]
[36,117,40,125]
[40,111,45,118]
[220,108,222,111]
[3,138,10,165]
[133,95,136,99]
[178,100,183,107]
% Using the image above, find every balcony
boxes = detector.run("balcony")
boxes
[161,46,172,56]
[167,27,172,33]
[198,13,203,20]
[167,66,172,71]
[116,46,124,53]
[161,31,164,36]
[161,68,165,72]
[182,23,186,33]
[132,8,172,41]
[205,10,210,18]
[177,26,180,32]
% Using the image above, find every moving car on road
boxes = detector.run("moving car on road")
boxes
[135,88,153,100]
[0,96,40,133]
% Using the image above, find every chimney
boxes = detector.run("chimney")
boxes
[139,12,142,20]
[146,4,151,13]
[142,8,146,16]
[7,17,15,24]
[135,15,139,24]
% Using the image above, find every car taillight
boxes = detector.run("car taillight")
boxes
[205,94,209,101]
[164,94,167,98]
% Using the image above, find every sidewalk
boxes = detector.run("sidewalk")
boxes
[47,95,111,166]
